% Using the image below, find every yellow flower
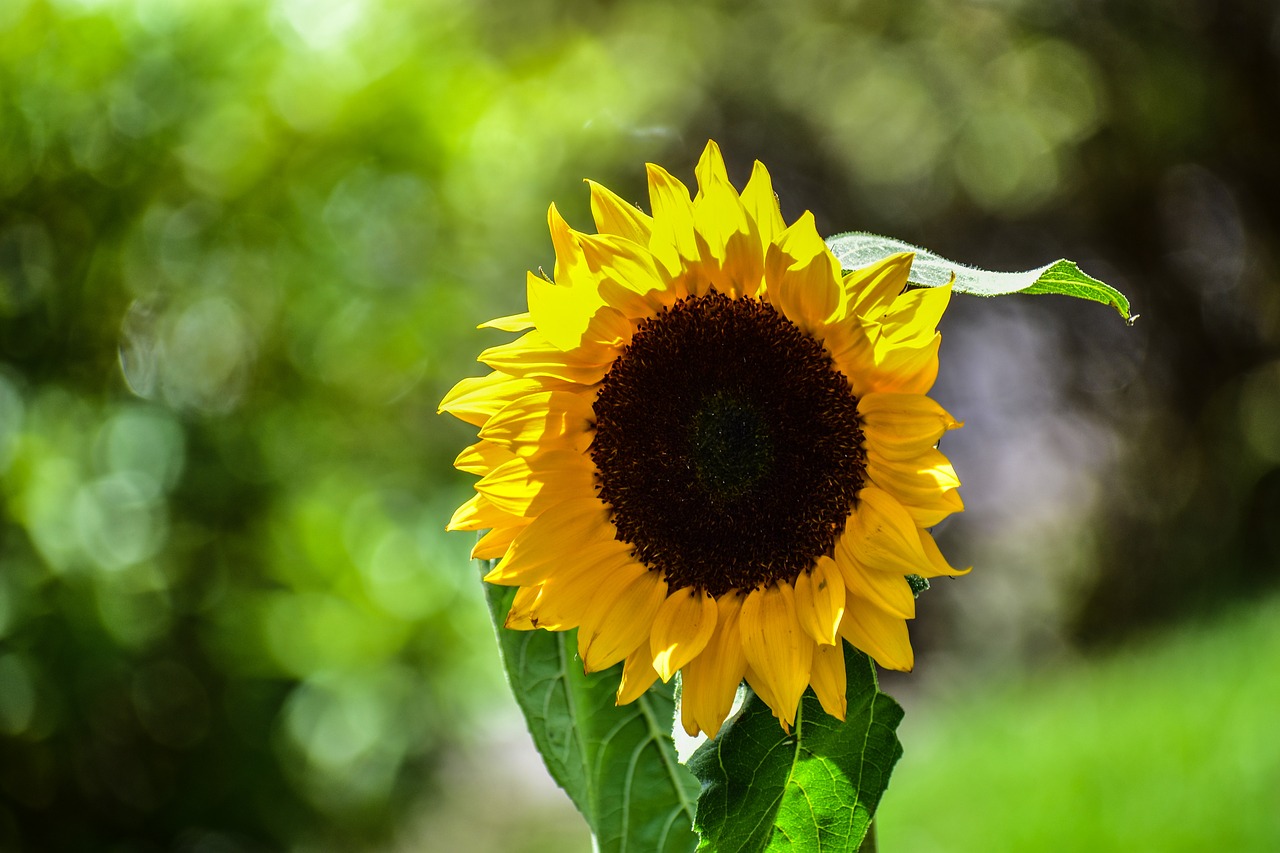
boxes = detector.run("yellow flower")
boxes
[442,141,968,737]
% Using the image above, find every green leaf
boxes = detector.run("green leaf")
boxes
[482,570,701,853]
[825,231,1133,322]
[688,644,903,852]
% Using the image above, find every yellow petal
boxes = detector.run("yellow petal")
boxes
[452,440,514,476]
[483,497,617,585]
[578,566,668,672]
[474,449,595,518]
[679,594,748,738]
[766,212,842,332]
[810,642,847,720]
[831,542,916,620]
[587,179,653,245]
[743,665,787,732]
[646,162,698,272]
[869,332,941,395]
[505,585,543,630]
[439,371,553,427]
[823,318,879,395]
[692,141,753,277]
[738,583,813,728]
[858,392,962,461]
[679,687,702,739]
[446,492,521,532]
[478,330,613,385]
[881,282,951,346]
[793,556,845,645]
[478,312,535,332]
[839,597,914,672]
[842,486,934,576]
[771,210,833,271]
[650,586,718,682]
[472,522,526,561]
[693,139,731,197]
[479,390,596,457]
[548,203,586,284]
[616,642,660,706]
[866,448,964,527]
[739,160,785,257]
[526,270,609,351]
[916,527,970,578]
[578,232,673,319]
[844,253,914,322]
[532,549,637,630]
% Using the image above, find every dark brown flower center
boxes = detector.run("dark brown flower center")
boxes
[590,291,866,597]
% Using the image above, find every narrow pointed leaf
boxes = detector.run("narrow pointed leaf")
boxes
[826,231,1132,322]
[482,563,701,853]
[688,643,903,852]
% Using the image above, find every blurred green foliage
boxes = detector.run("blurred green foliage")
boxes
[0,0,1277,849]
[880,595,1280,852]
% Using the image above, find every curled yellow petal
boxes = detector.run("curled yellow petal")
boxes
[917,527,971,578]
[650,586,718,682]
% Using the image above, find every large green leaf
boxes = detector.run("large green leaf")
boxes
[826,231,1133,322]
[688,644,903,852]
[482,571,701,853]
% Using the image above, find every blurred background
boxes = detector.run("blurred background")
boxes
[1,0,1277,850]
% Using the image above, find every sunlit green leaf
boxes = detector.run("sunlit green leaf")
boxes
[688,644,902,852]
[826,232,1132,321]
[482,570,700,853]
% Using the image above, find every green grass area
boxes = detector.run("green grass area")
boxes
[877,596,1280,852]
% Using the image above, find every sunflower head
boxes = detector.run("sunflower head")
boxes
[442,141,967,737]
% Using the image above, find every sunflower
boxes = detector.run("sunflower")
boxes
[442,141,967,738]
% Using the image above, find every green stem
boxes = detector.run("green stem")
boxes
[858,822,877,852]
